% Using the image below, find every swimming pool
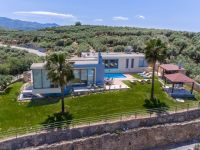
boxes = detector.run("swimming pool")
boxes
[104,73,126,79]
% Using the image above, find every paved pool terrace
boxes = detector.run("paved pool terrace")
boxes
[104,73,135,90]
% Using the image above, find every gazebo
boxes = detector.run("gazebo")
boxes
[159,64,185,78]
[164,73,195,98]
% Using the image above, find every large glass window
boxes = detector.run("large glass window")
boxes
[139,58,148,67]
[33,69,42,89]
[33,69,51,89]
[81,69,88,83]
[131,59,134,68]
[42,70,51,88]
[88,69,95,85]
[126,59,129,68]
[103,59,118,69]
[72,68,95,85]
[73,70,80,80]
[73,69,81,84]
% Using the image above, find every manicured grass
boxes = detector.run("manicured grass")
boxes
[132,73,144,79]
[0,81,199,132]
[0,83,61,131]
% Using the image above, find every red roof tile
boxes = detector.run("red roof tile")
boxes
[164,73,194,83]
[160,64,185,71]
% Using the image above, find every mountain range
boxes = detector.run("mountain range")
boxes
[0,17,59,30]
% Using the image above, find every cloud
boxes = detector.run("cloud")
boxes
[135,15,145,20]
[112,16,129,21]
[14,11,76,19]
[94,19,103,22]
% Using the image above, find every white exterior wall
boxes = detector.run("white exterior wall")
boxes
[104,56,147,73]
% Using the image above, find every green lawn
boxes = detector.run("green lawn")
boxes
[132,73,144,79]
[0,81,199,132]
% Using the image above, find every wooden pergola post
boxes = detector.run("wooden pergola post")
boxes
[172,83,175,93]
[162,69,165,79]
[191,82,194,94]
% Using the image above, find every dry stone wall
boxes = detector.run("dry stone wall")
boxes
[35,120,200,150]
[1,109,200,150]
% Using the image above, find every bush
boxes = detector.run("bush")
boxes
[75,21,82,26]
[0,75,12,91]
[55,40,65,47]
[113,45,125,52]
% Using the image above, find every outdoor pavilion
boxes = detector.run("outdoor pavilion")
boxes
[159,64,185,78]
[164,73,195,94]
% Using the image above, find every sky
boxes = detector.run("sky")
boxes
[1,0,200,32]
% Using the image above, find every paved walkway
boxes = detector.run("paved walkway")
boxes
[0,43,46,57]
[105,74,135,90]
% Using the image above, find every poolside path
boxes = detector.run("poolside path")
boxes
[105,74,135,90]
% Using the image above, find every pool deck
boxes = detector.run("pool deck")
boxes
[105,74,135,90]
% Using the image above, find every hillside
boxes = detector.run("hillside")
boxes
[0,17,59,30]
[0,25,200,82]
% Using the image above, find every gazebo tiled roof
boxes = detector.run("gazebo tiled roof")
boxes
[164,73,194,83]
[160,64,185,71]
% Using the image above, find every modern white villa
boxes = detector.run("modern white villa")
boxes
[20,52,148,99]
[81,52,148,73]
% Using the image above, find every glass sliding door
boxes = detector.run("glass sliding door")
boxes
[73,69,81,83]
[42,70,51,88]
[87,69,95,85]
[72,68,95,86]
[80,69,88,84]
[33,69,42,89]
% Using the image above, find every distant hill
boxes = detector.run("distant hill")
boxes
[0,17,59,30]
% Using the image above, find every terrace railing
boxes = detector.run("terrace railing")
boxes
[0,102,200,141]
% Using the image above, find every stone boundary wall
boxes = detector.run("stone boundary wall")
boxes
[35,120,200,150]
[1,109,200,150]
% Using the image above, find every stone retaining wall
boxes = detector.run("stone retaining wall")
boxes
[35,120,200,150]
[1,109,200,150]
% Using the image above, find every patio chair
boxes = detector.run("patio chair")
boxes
[143,73,152,79]
[138,71,146,75]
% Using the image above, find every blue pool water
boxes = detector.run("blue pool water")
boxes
[104,73,126,79]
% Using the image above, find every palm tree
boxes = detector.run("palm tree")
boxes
[45,52,74,113]
[145,39,167,100]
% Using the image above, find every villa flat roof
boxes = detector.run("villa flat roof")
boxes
[82,52,145,58]
[101,52,144,57]
[31,52,145,68]
[73,60,98,65]
[31,63,46,69]
[31,59,98,69]
[69,57,98,65]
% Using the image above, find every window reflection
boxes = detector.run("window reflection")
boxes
[33,69,42,89]
[72,69,95,85]
[103,59,118,69]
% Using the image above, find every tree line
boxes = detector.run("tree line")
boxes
[0,25,200,82]
[0,46,42,90]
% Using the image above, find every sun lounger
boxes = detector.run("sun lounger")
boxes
[138,71,146,75]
